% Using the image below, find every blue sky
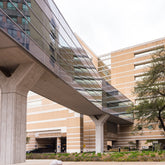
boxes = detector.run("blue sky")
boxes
[55,0,165,56]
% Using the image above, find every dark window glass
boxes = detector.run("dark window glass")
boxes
[49,44,55,55]
[0,15,2,22]
[21,32,25,39]
[6,18,12,24]
[106,91,118,97]
[50,32,55,43]
[107,102,118,107]
[11,16,17,23]
[25,30,30,35]
[8,29,17,38]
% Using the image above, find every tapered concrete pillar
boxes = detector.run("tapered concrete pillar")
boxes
[90,114,109,153]
[57,137,61,153]
[0,63,44,165]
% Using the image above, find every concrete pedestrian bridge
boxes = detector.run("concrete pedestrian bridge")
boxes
[0,0,132,164]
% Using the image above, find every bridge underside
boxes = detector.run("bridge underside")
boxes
[0,29,132,124]
[0,30,132,165]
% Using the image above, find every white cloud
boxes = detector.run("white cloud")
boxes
[55,0,165,55]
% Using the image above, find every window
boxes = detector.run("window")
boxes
[22,17,30,24]
[8,29,17,38]
[23,2,31,10]
[50,22,55,31]
[21,32,26,39]
[11,16,17,23]
[23,4,28,11]
[22,18,26,24]
[106,91,118,97]
[134,63,152,70]
[50,18,56,30]
[7,2,18,10]
[107,102,118,107]
[0,2,3,9]
[134,48,163,58]
[25,30,30,35]
[49,32,55,43]
[49,44,55,55]
[0,15,2,22]
[27,2,31,8]
[26,16,30,22]
[6,18,12,24]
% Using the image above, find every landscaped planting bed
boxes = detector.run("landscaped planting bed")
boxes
[26,151,165,161]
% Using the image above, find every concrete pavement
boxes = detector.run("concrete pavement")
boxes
[14,160,165,165]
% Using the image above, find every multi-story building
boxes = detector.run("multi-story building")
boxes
[26,36,165,152]
[0,2,164,165]
[109,37,165,150]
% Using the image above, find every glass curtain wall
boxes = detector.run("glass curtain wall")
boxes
[0,0,132,120]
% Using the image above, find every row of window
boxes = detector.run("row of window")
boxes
[134,62,152,70]
[0,15,30,25]
[106,101,129,108]
[134,48,163,58]
[138,124,163,130]
[7,28,30,38]
[0,2,31,11]
[106,91,119,97]
[79,90,102,96]
[75,79,101,85]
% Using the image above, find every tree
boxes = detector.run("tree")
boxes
[131,48,165,132]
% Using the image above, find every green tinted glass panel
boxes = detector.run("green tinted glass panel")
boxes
[27,2,31,7]
[7,2,18,10]
[23,4,28,11]
[0,2,3,8]
[22,18,26,24]
[11,17,17,23]
[22,17,30,24]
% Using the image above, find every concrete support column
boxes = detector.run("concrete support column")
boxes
[90,114,109,153]
[0,63,44,165]
[57,137,61,153]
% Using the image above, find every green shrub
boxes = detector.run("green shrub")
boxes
[26,151,165,162]
[150,153,156,157]
[97,153,101,157]
[158,151,163,155]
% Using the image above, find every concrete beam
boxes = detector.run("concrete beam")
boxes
[0,63,44,165]
[90,114,109,153]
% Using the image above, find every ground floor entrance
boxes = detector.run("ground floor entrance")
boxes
[36,137,67,153]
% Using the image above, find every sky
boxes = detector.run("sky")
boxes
[55,0,165,56]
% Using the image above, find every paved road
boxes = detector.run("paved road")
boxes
[14,160,165,165]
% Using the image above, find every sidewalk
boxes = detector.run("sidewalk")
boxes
[14,160,165,165]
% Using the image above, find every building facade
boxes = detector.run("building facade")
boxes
[109,37,165,150]
[27,36,165,152]
[0,0,164,156]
